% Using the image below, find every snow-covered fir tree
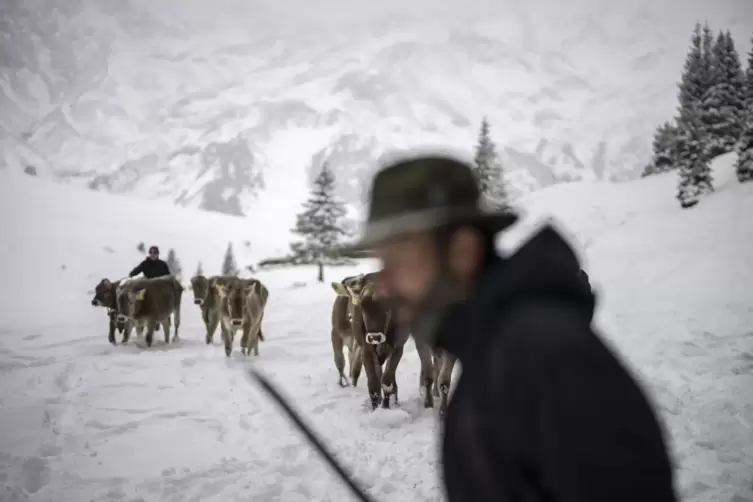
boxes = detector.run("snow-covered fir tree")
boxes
[735,113,753,183]
[195,262,204,277]
[676,107,714,208]
[641,121,678,177]
[290,163,348,282]
[703,30,746,157]
[677,24,708,123]
[166,248,182,281]
[744,34,753,112]
[473,117,510,211]
[221,243,239,276]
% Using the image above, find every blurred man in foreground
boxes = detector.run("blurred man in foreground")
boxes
[345,154,677,502]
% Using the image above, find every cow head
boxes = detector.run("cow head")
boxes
[92,278,116,308]
[190,275,209,305]
[358,282,392,346]
[116,286,147,323]
[215,279,253,328]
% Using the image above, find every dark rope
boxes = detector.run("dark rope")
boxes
[246,367,377,502]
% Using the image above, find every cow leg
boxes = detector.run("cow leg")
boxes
[331,329,348,387]
[121,322,132,344]
[144,320,156,348]
[436,353,457,418]
[223,325,235,357]
[381,345,404,409]
[251,321,262,356]
[240,324,251,356]
[173,305,181,341]
[432,353,441,398]
[361,346,383,410]
[162,318,171,344]
[108,317,117,345]
[415,339,435,409]
[206,312,220,345]
[350,344,363,387]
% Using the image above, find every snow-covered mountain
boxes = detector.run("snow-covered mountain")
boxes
[2,0,752,215]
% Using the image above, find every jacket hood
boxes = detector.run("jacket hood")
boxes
[436,224,596,359]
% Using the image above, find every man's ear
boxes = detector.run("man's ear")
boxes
[449,226,485,281]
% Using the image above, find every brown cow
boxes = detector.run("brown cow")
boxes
[190,274,221,344]
[329,275,364,387]
[213,277,268,357]
[335,271,436,410]
[91,278,129,345]
[115,276,183,347]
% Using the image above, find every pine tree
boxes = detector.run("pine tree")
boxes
[735,113,753,183]
[221,243,239,276]
[195,262,204,277]
[290,163,348,282]
[679,24,705,108]
[137,242,146,253]
[703,30,746,157]
[676,107,714,208]
[166,248,182,280]
[473,117,510,210]
[677,24,707,120]
[642,121,678,176]
[744,34,753,112]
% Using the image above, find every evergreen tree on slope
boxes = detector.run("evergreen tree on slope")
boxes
[166,248,182,281]
[677,24,707,124]
[744,34,753,112]
[703,31,746,157]
[221,243,239,276]
[641,121,678,176]
[290,162,347,282]
[676,107,714,208]
[735,113,753,183]
[473,117,510,211]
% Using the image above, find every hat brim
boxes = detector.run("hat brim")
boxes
[337,206,520,255]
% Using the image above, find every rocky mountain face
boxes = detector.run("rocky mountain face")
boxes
[2,0,751,215]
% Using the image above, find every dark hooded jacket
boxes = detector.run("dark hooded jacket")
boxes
[436,225,676,502]
[129,258,171,279]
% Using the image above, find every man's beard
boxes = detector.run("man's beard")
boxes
[402,273,463,348]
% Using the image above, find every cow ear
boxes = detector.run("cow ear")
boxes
[331,282,349,296]
[214,283,226,297]
[136,289,146,301]
[244,282,258,296]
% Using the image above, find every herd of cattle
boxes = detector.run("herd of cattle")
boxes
[90,270,456,415]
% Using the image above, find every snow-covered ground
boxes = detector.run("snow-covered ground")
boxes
[1,154,752,501]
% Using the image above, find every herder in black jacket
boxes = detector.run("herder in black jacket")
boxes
[343,154,677,502]
[129,245,171,279]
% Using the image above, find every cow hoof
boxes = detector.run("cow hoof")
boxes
[108,338,116,346]
[338,377,348,387]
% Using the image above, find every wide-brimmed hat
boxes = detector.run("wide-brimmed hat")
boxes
[342,153,519,252]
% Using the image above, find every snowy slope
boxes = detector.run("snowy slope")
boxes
[0,154,752,501]
[2,0,752,214]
